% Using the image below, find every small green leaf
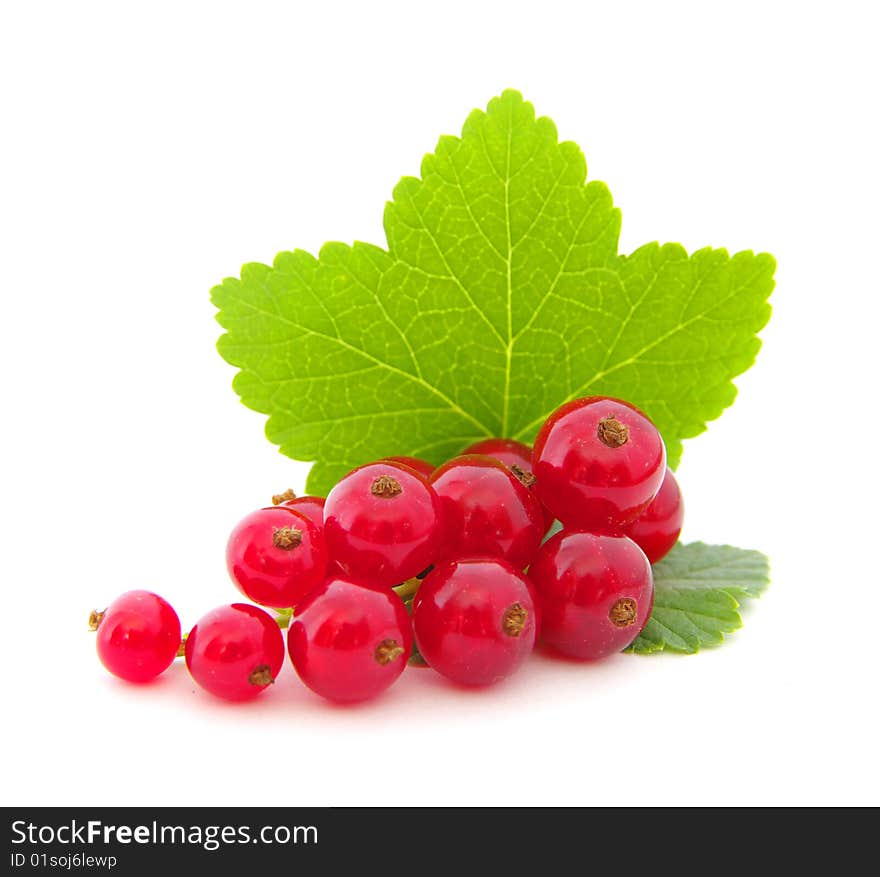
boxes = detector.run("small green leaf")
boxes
[212,90,774,495]
[628,541,770,655]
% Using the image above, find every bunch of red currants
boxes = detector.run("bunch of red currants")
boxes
[92,396,683,704]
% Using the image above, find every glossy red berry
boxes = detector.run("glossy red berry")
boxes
[383,456,435,479]
[462,438,534,469]
[462,438,554,531]
[529,531,653,660]
[275,492,326,530]
[625,469,684,563]
[288,576,412,703]
[429,455,544,569]
[413,559,538,686]
[226,506,327,609]
[93,590,181,683]
[533,396,666,532]
[185,603,285,701]
[324,461,443,587]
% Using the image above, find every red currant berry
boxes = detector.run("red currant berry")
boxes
[324,461,443,587]
[273,491,326,530]
[226,506,327,609]
[462,437,534,469]
[429,455,544,569]
[185,603,285,701]
[288,576,412,703]
[413,559,538,686]
[93,590,181,683]
[625,468,684,563]
[533,396,666,532]
[529,531,653,660]
[383,456,435,479]
[462,438,555,531]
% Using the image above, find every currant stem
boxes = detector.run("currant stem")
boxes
[272,488,297,505]
[274,607,293,629]
[176,633,188,658]
[88,609,105,631]
[393,577,421,600]
[510,464,537,488]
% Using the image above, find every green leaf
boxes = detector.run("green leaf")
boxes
[212,90,775,494]
[627,541,770,655]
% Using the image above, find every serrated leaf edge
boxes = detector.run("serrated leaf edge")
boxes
[626,543,769,655]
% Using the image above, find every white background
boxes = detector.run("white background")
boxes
[2,0,878,806]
